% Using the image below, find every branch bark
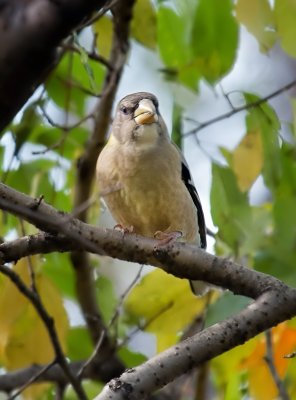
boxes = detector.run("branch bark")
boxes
[0,183,296,398]
[0,0,111,132]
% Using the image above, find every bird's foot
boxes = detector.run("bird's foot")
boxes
[114,224,134,235]
[154,230,183,248]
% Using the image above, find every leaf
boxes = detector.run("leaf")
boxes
[274,0,296,58]
[43,253,76,299]
[46,52,104,117]
[241,323,296,400]
[93,16,113,59]
[212,335,258,392]
[157,6,200,89]
[157,6,191,68]
[6,159,55,197]
[235,0,277,52]
[191,0,239,83]
[65,380,104,400]
[131,0,157,49]
[171,102,183,149]
[11,103,41,157]
[96,275,117,324]
[244,94,281,193]
[118,347,147,367]
[205,292,250,328]
[67,327,93,361]
[0,257,68,398]
[125,269,211,352]
[231,129,263,192]
[210,163,252,252]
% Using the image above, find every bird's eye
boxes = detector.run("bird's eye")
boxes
[121,106,129,115]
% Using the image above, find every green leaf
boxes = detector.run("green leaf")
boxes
[171,102,183,149]
[65,380,103,399]
[191,0,239,83]
[205,292,251,328]
[11,103,41,156]
[43,253,76,299]
[131,0,157,49]
[6,159,55,196]
[46,52,104,117]
[210,163,252,252]
[157,6,191,68]
[67,327,93,361]
[235,0,277,53]
[157,6,200,89]
[274,0,296,58]
[118,347,147,367]
[244,93,281,192]
[96,275,117,324]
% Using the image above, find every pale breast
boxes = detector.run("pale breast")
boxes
[97,141,198,243]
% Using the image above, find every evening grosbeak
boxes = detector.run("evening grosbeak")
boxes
[96,92,207,295]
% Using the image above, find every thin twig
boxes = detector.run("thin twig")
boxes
[264,330,290,400]
[284,351,296,359]
[77,265,144,378]
[0,264,87,400]
[78,0,120,30]
[8,360,57,400]
[185,79,296,137]
[64,43,113,70]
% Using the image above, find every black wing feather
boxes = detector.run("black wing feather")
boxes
[181,161,207,249]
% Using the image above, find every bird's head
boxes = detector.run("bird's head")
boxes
[110,92,169,148]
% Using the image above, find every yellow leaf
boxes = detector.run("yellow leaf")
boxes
[125,269,214,352]
[131,0,157,49]
[232,129,263,191]
[240,323,296,400]
[0,257,68,399]
[235,0,277,52]
[274,0,296,58]
[93,16,113,59]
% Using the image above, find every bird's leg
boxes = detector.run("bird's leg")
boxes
[114,224,134,235]
[154,230,183,248]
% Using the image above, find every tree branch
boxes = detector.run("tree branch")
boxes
[0,0,111,132]
[184,79,296,137]
[0,182,296,398]
[69,0,135,373]
[0,264,87,400]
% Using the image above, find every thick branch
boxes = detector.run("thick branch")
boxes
[0,0,111,132]
[69,0,134,368]
[1,183,296,398]
[0,359,118,393]
[0,182,293,300]
[94,289,295,400]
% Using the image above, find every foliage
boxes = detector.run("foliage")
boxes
[1,0,296,399]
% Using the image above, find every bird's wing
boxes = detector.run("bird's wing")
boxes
[181,158,207,249]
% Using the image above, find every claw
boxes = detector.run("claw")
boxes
[154,230,183,248]
[114,224,134,235]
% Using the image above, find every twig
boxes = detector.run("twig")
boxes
[284,351,296,359]
[78,266,144,378]
[185,79,296,137]
[78,0,121,30]
[264,330,290,400]
[118,301,174,350]
[64,43,113,70]
[0,264,87,400]
[8,360,57,400]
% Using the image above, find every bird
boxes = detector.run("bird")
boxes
[96,92,207,295]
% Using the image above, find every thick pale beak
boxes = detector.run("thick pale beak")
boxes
[134,99,158,125]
